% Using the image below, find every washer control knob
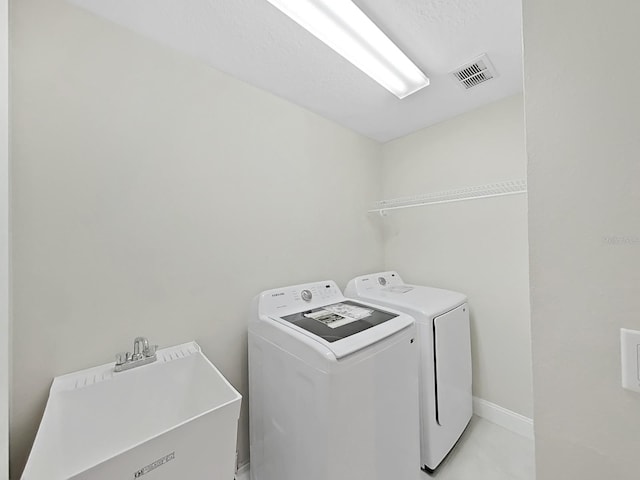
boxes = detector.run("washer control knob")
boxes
[301,289,313,302]
[378,277,387,286]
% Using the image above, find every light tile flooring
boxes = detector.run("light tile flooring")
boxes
[238,415,535,480]
[427,416,535,480]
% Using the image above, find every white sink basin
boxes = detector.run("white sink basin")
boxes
[22,342,242,480]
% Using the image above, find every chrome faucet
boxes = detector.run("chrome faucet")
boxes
[114,336,158,372]
[132,336,150,360]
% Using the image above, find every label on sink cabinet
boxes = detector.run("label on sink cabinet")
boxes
[134,452,175,478]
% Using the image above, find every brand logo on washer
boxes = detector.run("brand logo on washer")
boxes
[271,292,285,297]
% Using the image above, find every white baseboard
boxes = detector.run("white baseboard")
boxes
[236,462,250,480]
[472,396,534,439]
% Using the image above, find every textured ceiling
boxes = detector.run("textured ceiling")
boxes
[68,0,523,142]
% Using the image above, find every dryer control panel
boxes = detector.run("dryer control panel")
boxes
[348,271,413,294]
[258,281,343,316]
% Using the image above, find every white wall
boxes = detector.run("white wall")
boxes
[524,1,640,478]
[9,0,383,477]
[380,95,532,418]
[1,0,9,478]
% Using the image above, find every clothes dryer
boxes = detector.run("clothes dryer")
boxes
[345,271,472,471]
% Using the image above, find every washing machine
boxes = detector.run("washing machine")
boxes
[248,280,420,480]
[345,271,472,472]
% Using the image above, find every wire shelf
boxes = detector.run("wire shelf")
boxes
[369,179,527,215]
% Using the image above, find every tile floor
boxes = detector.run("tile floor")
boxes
[237,415,535,480]
[427,416,535,480]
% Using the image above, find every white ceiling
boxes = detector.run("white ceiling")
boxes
[69,0,523,142]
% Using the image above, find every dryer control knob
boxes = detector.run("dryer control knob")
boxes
[378,277,387,286]
[301,289,313,302]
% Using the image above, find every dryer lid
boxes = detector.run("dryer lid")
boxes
[345,271,467,319]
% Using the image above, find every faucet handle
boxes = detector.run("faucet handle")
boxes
[145,344,158,358]
[115,352,130,365]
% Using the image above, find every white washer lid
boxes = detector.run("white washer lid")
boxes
[255,281,414,359]
[274,301,413,359]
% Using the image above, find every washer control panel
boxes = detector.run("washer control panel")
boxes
[259,281,343,315]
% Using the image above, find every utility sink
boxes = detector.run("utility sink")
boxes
[22,342,242,479]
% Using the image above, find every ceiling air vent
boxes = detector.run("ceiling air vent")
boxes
[451,54,498,90]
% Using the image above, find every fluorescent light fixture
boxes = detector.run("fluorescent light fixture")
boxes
[266,0,429,99]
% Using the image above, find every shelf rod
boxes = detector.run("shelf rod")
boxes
[369,180,527,215]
